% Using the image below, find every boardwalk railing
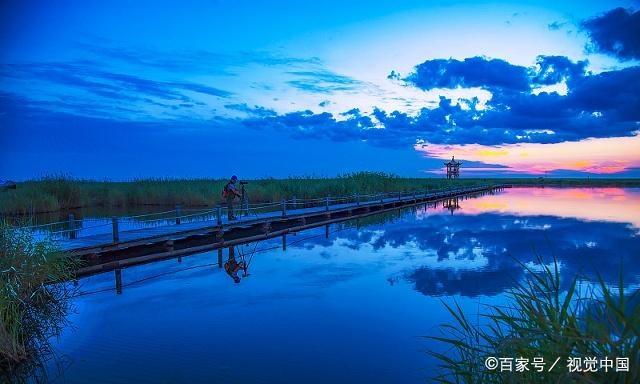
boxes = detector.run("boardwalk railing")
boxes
[19,184,504,245]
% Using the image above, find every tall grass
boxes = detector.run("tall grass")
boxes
[428,256,639,383]
[3,174,637,216]
[0,173,487,215]
[0,221,78,382]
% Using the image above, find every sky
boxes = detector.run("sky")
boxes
[1,0,639,180]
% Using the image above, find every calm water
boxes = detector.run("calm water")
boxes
[42,187,640,383]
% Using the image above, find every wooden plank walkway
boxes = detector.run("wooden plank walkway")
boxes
[58,185,504,257]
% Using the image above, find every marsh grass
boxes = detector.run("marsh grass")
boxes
[2,174,638,216]
[428,256,639,383]
[0,221,78,383]
[0,172,488,215]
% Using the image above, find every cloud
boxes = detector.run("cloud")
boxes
[223,103,276,117]
[531,55,587,85]
[77,42,322,74]
[547,21,568,31]
[2,62,232,99]
[0,61,232,118]
[581,7,640,60]
[404,57,531,92]
[286,69,365,94]
[418,135,640,175]
[244,109,376,143]
[404,55,587,91]
[246,55,639,149]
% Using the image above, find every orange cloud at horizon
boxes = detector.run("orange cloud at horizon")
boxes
[416,134,640,174]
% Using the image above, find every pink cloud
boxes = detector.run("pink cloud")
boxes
[416,135,640,174]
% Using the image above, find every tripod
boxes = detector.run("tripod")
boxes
[239,181,249,217]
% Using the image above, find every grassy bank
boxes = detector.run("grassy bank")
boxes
[1,174,639,215]
[429,257,639,383]
[0,173,489,215]
[0,222,77,382]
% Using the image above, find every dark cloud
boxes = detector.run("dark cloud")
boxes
[224,103,277,117]
[248,55,639,146]
[77,42,321,74]
[405,57,531,92]
[286,70,364,93]
[405,55,588,91]
[245,109,374,143]
[531,55,587,85]
[0,91,146,121]
[0,61,232,117]
[387,70,401,80]
[547,21,568,31]
[581,7,640,60]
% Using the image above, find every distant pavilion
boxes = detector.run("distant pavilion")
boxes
[444,156,461,179]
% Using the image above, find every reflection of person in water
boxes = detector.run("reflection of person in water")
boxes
[224,252,247,283]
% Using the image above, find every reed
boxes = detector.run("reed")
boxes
[3,174,638,216]
[428,256,639,383]
[0,221,78,382]
[0,173,487,215]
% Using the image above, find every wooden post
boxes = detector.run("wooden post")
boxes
[325,224,329,239]
[175,204,182,225]
[398,191,401,201]
[380,193,383,203]
[282,234,287,251]
[413,191,416,202]
[325,196,330,211]
[217,248,223,268]
[216,205,222,225]
[292,196,297,210]
[115,269,122,295]
[111,217,119,243]
[356,193,360,206]
[68,213,76,239]
[281,199,286,217]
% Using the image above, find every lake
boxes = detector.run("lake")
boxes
[41,187,640,383]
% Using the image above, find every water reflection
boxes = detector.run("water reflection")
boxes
[223,246,248,283]
[44,187,640,384]
[452,187,640,228]
[2,283,75,384]
[88,188,640,297]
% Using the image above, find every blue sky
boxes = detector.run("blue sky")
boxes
[1,0,639,179]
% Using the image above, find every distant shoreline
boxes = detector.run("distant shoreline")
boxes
[2,174,639,216]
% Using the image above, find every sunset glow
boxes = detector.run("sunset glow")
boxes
[417,187,640,228]
[416,134,640,175]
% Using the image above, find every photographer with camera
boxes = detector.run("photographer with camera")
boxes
[222,175,242,220]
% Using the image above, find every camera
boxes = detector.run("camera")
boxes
[239,181,249,185]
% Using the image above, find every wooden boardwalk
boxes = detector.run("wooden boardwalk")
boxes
[56,185,507,275]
